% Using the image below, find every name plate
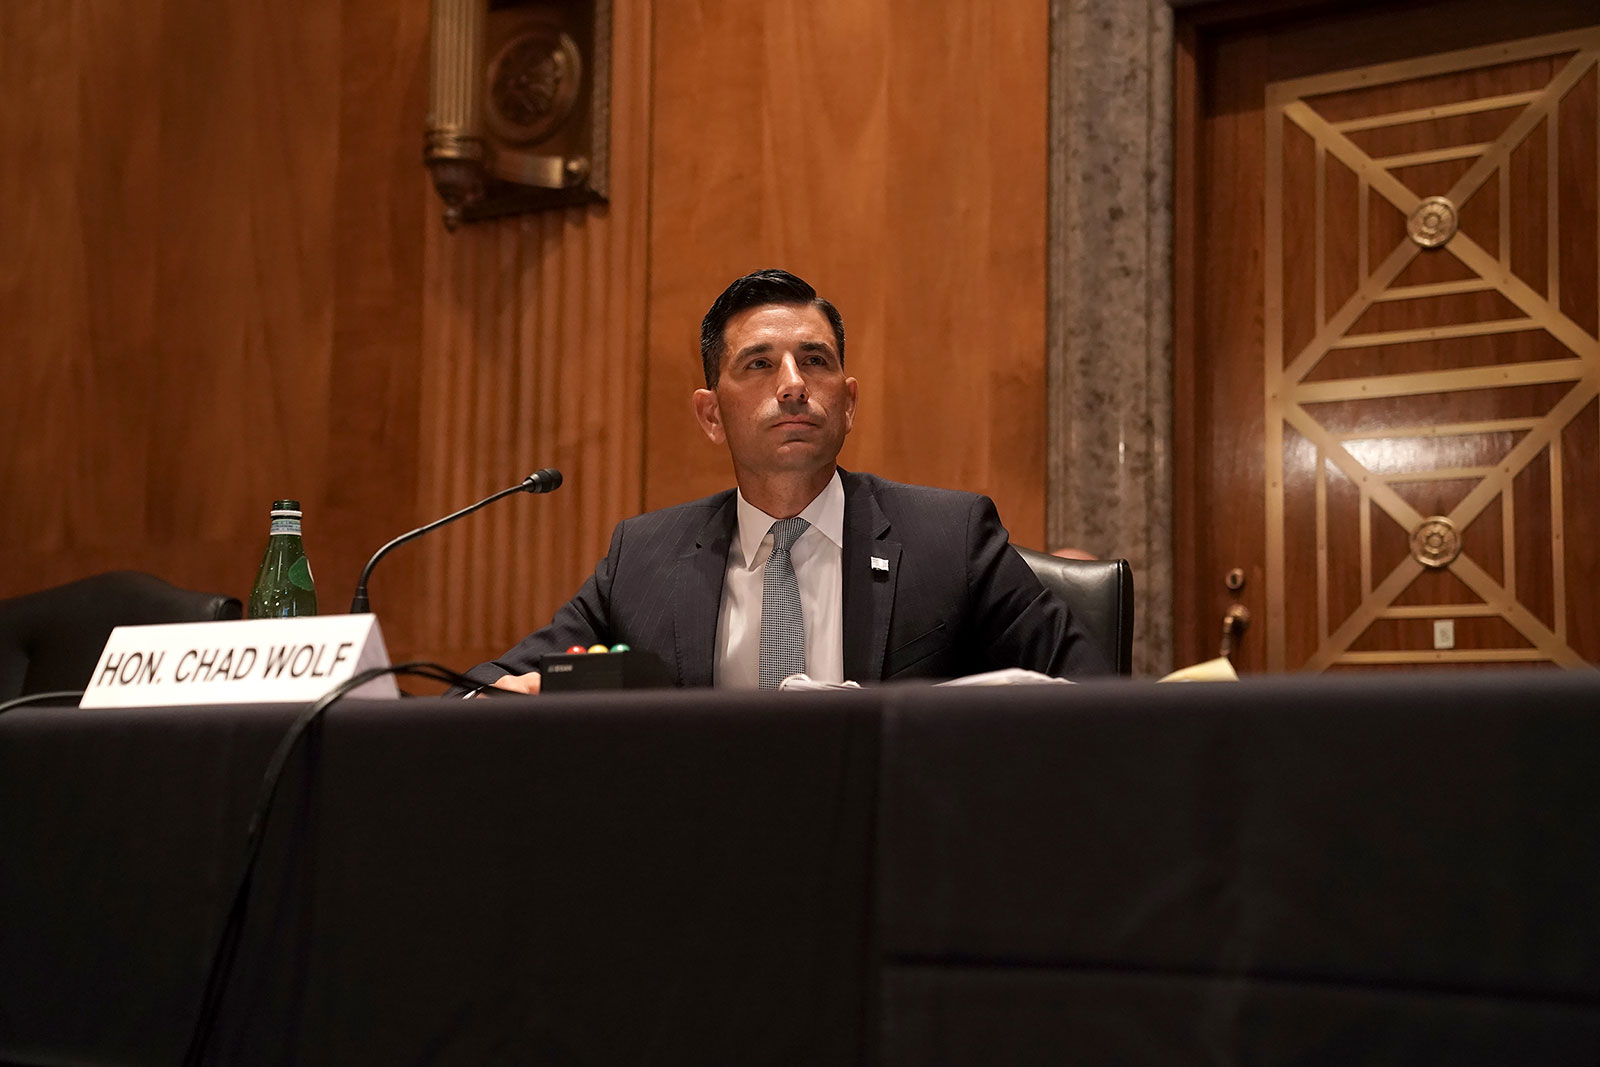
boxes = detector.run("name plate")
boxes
[80,614,398,708]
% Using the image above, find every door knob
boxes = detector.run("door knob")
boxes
[1220,604,1250,659]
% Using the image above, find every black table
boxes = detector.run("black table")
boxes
[3,671,1598,1065]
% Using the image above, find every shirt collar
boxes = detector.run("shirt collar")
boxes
[733,469,845,569]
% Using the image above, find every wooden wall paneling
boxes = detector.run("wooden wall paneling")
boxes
[1,0,651,669]
[411,0,650,669]
[417,218,496,662]
[323,0,433,655]
[1172,19,1203,668]
[2,0,433,631]
[77,0,166,561]
[1563,398,1600,654]
[1558,64,1598,336]
[1275,33,1596,671]
[2,0,162,582]
[1176,24,1272,672]
[880,0,1049,545]
[1176,1,1600,673]
[148,0,339,567]
[645,0,1049,548]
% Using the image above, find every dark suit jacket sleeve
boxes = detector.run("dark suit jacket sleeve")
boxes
[962,494,1111,679]
[457,523,623,688]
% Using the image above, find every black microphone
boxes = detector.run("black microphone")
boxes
[348,468,563,614]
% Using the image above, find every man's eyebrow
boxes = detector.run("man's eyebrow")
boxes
[734,342,774,359]
[797,340,836,355]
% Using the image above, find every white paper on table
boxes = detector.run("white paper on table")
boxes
[935,668,1075,687]
[777,673,863,692]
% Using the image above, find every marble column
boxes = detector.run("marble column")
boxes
[1047,0,1180,675]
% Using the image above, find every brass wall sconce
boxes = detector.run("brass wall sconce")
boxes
[425,0,609,230]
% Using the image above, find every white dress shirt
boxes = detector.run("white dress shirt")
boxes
[714,470,845,688]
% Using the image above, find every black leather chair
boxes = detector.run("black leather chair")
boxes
[1013,547,1134,676]
[0,571,243,699]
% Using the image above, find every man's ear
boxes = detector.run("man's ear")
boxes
[843,377,858,434]
[692,388,726,444]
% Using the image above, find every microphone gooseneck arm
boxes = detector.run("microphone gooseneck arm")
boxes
[348,468,563,614]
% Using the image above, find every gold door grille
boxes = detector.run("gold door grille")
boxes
[1264,27,1600,671]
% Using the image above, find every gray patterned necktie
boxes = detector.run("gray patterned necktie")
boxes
[758,517,811,689]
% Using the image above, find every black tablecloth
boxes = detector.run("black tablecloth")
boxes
[876,672,1600,1064]
[3,671,1598,1065]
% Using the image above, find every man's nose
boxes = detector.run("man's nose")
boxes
[775,354,807,401]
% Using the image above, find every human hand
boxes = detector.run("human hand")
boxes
[488,670,542,695]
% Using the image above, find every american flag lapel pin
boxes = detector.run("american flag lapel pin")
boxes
[870,556,889,573]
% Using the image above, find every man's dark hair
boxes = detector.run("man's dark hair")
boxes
[699,268,846,388]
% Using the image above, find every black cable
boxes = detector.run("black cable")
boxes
[181,660,507,1065]
[0,690,85,717]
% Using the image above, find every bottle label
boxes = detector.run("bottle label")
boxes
[289,556,315,591]
[270,518,302,536]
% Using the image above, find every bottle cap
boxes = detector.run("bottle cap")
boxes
[271,499,302,518]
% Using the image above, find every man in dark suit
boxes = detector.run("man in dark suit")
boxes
[466,269,1108,692]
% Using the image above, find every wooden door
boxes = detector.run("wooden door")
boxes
[1177,2,1600,673]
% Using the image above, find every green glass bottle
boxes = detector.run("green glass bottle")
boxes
[247,499,318,618]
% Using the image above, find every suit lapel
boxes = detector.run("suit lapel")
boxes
[672,495,737,687]
[841,472,898,681]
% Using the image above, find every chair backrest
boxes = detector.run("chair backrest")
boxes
[1012,547,1134,676]
[0,571,243,699]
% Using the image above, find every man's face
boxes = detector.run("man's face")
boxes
[692,302,858,481]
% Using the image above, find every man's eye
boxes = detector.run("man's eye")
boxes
[746,358,770,370]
